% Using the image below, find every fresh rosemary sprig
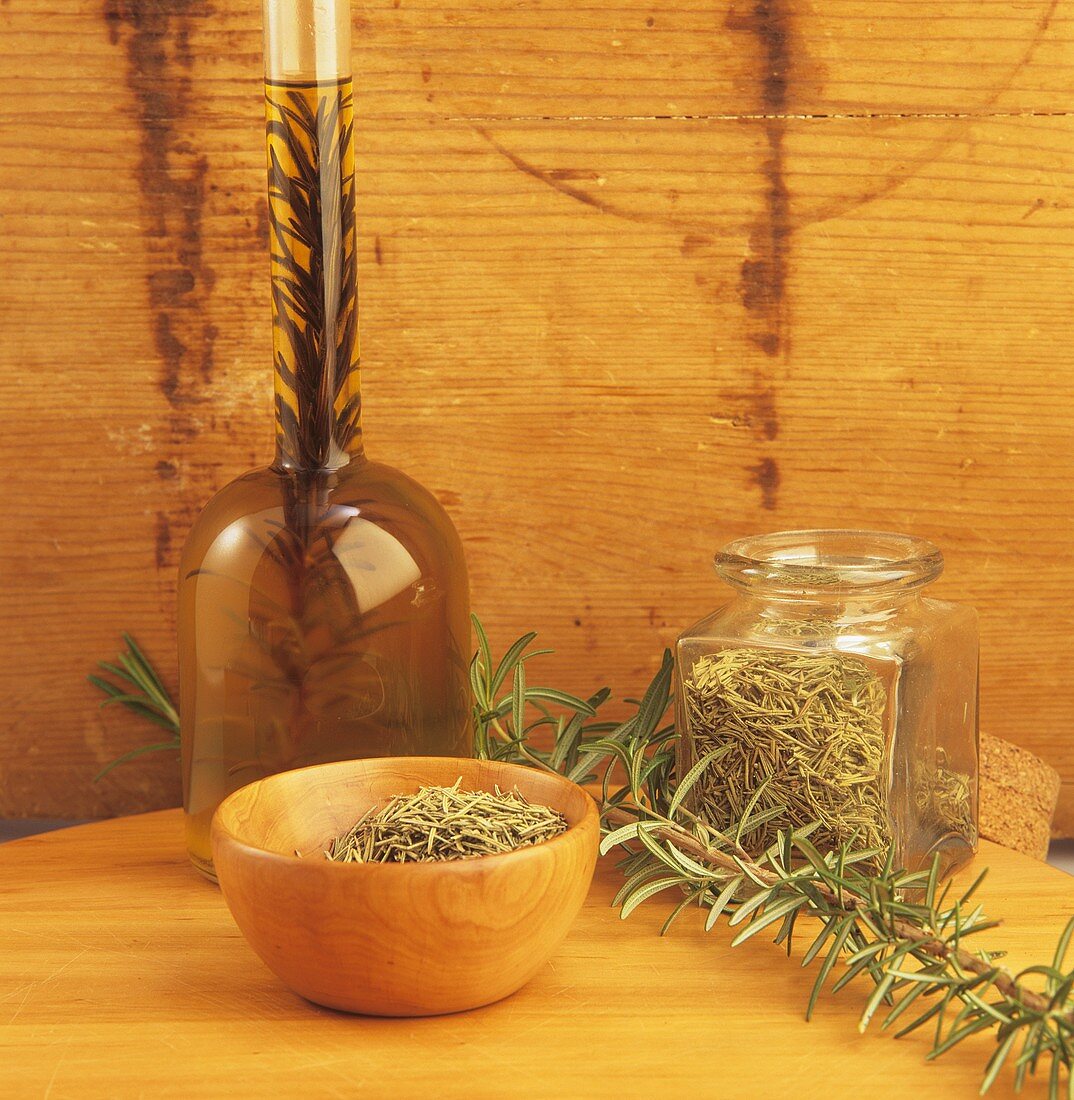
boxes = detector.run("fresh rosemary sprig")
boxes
[473,619,1074,1099]
[88,635,180,781]
[469,615,617,780]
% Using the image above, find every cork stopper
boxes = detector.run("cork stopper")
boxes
[979,733,1061,860]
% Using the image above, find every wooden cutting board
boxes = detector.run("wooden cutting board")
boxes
[1,810,1072,1098]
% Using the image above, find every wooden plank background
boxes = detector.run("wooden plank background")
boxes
[1,0,1073,828]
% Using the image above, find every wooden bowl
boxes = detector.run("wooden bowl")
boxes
[210,756,599,1016]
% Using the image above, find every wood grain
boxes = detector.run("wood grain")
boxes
[2,811,1074,1096]
[1,0,1073,825]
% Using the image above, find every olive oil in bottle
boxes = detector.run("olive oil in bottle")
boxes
[178,0,471,878]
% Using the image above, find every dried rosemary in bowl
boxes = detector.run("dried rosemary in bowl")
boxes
[323,779,568,864]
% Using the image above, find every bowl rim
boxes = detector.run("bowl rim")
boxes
[210,756,600,877]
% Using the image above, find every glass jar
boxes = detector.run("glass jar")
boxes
[675,530,978,877]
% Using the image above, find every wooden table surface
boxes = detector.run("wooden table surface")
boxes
[2,812,1072,1099]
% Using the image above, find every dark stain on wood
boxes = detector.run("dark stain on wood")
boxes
[154,511,172,569]
[103,0,122,42]
[480,129,618,218]
[725,1,791,369]
[547,168,601,182]
[724,0,796,505]
[421,63,432,84]
[251,198,270,250]
[151,497,199,575]
[104,0,218,574]
[103,0,216,411]
[153,314,187,405]
[476,128,723,237]
[373,235,384,265]
[748,456,781,511]
[680,233,709,257]
[147,268,195,306]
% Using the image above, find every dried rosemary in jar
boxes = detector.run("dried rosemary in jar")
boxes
[682,648,890,854]
[674,530,979,877]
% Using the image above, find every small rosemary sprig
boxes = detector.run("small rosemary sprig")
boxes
[89,635,180,781]
[472,620,1074,1099]
[469,615,616,779]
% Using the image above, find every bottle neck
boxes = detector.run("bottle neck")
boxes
[263,0,363,472]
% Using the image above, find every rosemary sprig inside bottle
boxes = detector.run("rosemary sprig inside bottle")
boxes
[324,780,568,863]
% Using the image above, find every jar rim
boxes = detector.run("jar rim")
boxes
[714,529,944,597]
